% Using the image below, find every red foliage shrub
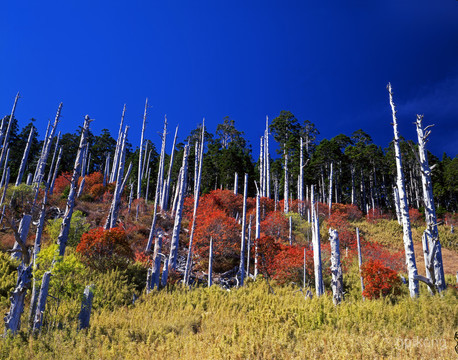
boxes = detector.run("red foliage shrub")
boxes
[89,183,106,200]
[327,212,356,249]
[408,208,423,226]
[331,203,363,221]
[77,171,103,188]
[260,212,289,242]
[134,251,152,268]
[361,259,402,299]
[53,171,73,195]
[366,208,390,224]
[76,227,133,271]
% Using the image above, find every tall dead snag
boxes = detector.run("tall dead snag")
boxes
[328,162,333,215]
[208,237,213,287]
[0,148,10,189]
[303,248,307,288]
[32,271,51,333]
[56,115,91,257]
[106,162,132,229]
[11,215,32,262]
[329,228,343,305]
[284,148,289,213]
[265,116,270,198]
[415,115,446,292]
[34,103,62,186]
[246,216,252,276]
[110,104,126,183]
[311,185,324,296]
[184,122,205,285]
[49,147,63,195]
[137,98,148,199]
[233,172,238,195]
[0,92,19,171]
[147,233,163,292]
[78,285,95,330]
[254,189,260,279]
[15,126,35,186]
[46,131,61,186]
[161,125,178,210]
[168,146,189,269]
[356,227,365,299]
[259,136,264,197]
[145,117,167,253]
[77,144,89,198]
[388,83,419,297]
[393,186,402,225]
[239,173,248,286]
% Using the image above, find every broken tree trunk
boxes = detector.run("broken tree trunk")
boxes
[356,227,365,299]
[184,123,205,285]
[148,233,163,292]
[329,228,344,305]
[56,115,91,258]
[415,114,446,292]
[234,172,238,195]
[388,83,419,298]
[11,215,32,262]
[15,126,35,187]
[78,285,95,330]
[311,185,324,296]
[110,104,126,183]
[162,125,178,210]
[168,145,189,269]
[145,118,167,253]
[32,271,51,333]
[208,237,213,287]
[46,131,61,186]
[239,173,248,286]
[137,98,148,199]
[0,92,19,171]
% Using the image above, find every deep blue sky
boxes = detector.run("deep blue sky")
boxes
[1,1,457,158]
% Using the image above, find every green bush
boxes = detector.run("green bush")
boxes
[46,210,90,247]
[0,252,18,308]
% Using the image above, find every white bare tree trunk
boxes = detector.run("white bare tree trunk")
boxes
[246,215,252,276]
[161,125,178,210]
[34,103,62,186]
[393,186,402,225]
[351,166,355,205]
[233,172,238,195]
[78,285,94,330]
[32,271,51,333]
[208,237,213,287]
[110,104,126,183]
[239,173,248,286]
[0,148,9,189]
[265,116,270,198]
[15,126,35,186]
[388,83,419,297]
[311,185,324,296]
[329,228,343,305]
[137,98,148,199]
[56,115,91,257]
[254,190,260,279]
[284,148,289,213]
[415,114,445,292]
[11,214,32,261]
[328,162,333,215]
[145,118,167,253]
[289,216,292,245]
[168,146,189,269]
[46,131,61,186]
[0,93,19,171]
[259,136,264,197]
[184,123,205,285]
[148,234,163,292]
[107,162,132,229]
[356,227,365,299]
[303,248,306,288]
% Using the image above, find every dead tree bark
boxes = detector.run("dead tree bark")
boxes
[145,118,167,253]
[0,148,10,189]
[311,185,324,296]
[329,228,343,305]
[137,98,148,199]
[284,148,289,213]
[107,162,132,229]
[233,172,238,195]
[15,126,35,187]
[46,131,61,186]
[208,237,213,287]
[184,123,205,285]
[168,145,189,269]
[34,103,62,186]
[246,215,252,276]
[388,83,419,297]
[415,114,446,292]
[393,186,402,225]
[259,136,264,197]
[328,162,333,215]
[148,233,163,292]
[32,271,51,333]
[11,215,32,262]
[161,125,178,210]
[78,285,95,330]
[239,173,248,286]
[110,104,126,183]
[265,116,270,198]
[254,189,260,279]
[0,93,19,171]
[356,227,365,299]
[56,115,91,258]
